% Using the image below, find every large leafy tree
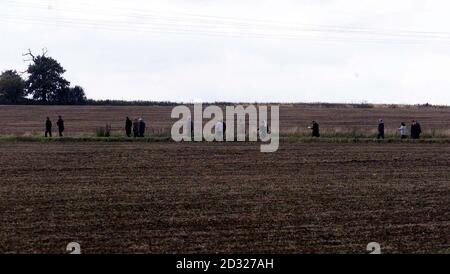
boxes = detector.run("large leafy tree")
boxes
[0,70,27,103]
[52,85,87,104]
[69,86,87,104]
[25,49,70,103]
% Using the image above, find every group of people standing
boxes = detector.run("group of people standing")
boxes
[44,116,65,137]
[186,118,227,139]
[377,119,422,139]
[44,116,424,140]
[125,117,146,137]
[307,119,423,139]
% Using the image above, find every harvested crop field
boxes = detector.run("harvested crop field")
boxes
[1,104,450,137]
[0,141,449,254]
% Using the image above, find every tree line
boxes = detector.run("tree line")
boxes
[0,49,87,105]
[0,49,189,106]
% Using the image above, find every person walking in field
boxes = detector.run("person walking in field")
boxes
[399,122,407,139]
[309,120,320,137]
[411,120,422,139]
[125,117,132,137]
[187,118,194,139]
[45,117,52,137]
[377,119,385,140]
[187,117,191,132]
[132,118,139,138]
[215,120,224,141]
[222,120,227,140]
[138,118,146,137]
[56,116,64,137]
[259,119,268,140]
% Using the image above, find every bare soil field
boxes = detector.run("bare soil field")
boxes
[0,104,449,137]
[0,141,448,254]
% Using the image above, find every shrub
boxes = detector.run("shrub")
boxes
[353,101,374,109]
[96,124,111,137]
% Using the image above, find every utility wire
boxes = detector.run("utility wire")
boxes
[2,0,450,44]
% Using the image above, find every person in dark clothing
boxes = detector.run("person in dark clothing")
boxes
[138,118,146,137]
[125,117,132,137]
[45,117,52,137]
[411,120,422,139]
[56,116,64,137]
[222,121,227,140]
[377,119,385,139]
[309,121,320,137]
[132,118,139,138]
[416,121,422,138]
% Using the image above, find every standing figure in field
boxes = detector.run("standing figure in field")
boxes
[56,116,65,137]
[133,118,139,138]
[411,120,422,139]
[187,117,194,140]
[259,119,268,140]
[309,120,320,137]
[214,120,224,141]
[377,119,385,140]
[45,117,52,137]
[399,122,407,139]
[222,120,227,140]
[190,118,194,139]
[138,118,146,137]
[125,117,132,137]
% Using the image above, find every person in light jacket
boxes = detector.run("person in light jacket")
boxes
[399,122,407,139]
[215,120,224,141]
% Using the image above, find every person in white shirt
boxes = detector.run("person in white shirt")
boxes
[399,122,407,139]
[187,118,194,139]
[259,119,268,139]
[215,120,224,141]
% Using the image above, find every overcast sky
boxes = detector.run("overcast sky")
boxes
[1,0,450,104]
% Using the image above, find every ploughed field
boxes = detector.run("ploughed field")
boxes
[0,141,449,254]
[1,104,450,137]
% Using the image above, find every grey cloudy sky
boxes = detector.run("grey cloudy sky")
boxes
[1,0,450,104]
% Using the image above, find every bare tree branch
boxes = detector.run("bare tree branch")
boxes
[22,49,36,62]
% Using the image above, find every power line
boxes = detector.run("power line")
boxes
[2,0,450,44]
[2,15,446,46]
[9,0,450,37]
